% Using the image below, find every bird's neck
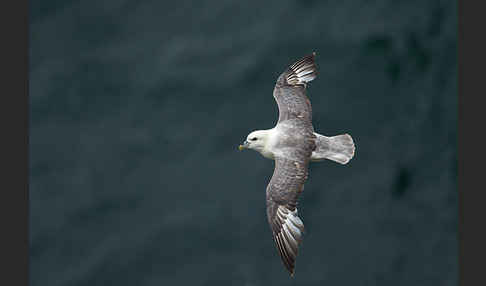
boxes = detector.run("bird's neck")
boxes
[259,128,277,160]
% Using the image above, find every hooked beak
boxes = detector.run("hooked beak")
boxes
[238,140,249,151]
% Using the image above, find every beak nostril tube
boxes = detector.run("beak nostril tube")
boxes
[238,140,250,151]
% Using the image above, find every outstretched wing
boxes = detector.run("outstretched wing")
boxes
[273,52,318,124]
[266,53,318,276]
[266,155,311,276]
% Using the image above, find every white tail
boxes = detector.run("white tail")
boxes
[311,133,355,164]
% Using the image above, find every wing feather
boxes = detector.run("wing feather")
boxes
[265,53,319,276]
[266,156,310,276]
[273,52,318,124]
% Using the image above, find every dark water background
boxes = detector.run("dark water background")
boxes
[29,0,457,285]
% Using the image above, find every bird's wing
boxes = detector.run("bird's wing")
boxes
[266,53,318,275]
[273,53,318,124]
[266,154,312,276]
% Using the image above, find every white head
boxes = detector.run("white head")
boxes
[238,130,271,153]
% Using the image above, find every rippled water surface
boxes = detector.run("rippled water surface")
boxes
[30,1,457,285]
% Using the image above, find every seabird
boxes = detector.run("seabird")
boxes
[238,52,355,276]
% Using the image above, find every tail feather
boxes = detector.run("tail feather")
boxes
[311,133,355,164]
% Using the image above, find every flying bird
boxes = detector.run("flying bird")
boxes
[238,52,355,276]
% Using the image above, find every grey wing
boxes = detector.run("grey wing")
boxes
[266,155,311,276]
[266,53,318,275]
[273,52,318,124]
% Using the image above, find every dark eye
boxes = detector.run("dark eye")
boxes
[250,137,257,141]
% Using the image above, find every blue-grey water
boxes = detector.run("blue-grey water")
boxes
[30,0,457,285]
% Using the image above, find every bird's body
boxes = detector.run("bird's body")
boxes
[239,52,355,276]
[254,125,312,160]
[246,127,355,163]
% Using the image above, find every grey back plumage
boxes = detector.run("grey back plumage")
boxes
[266,53,318,276]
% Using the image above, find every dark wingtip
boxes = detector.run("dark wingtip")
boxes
[286,53,318,85]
